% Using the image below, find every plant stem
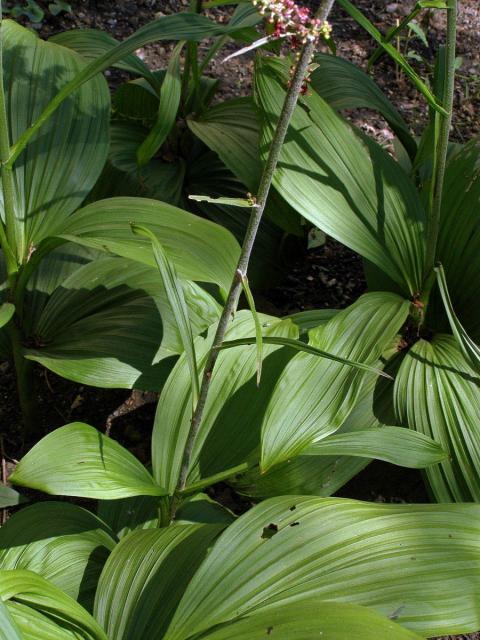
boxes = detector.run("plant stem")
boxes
[171,0,336,516]
[0,1,18,275]
[8,322,35,440]
[424,0,457,277]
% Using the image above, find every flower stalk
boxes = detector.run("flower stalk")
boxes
[171,0,336,517]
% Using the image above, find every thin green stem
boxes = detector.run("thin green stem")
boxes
[170,0,336,518]
[8,322,36,439]
[424,0,457,277]
[0,1,19,272]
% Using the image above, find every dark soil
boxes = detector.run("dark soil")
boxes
[1,2,480,638]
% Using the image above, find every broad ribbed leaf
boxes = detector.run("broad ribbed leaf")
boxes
[10,423,167,499]
[24,253,219,389]
[260,292,410,470]
[50,29,153,79]
[0,570,107,640]
[0,502,115,610]
[304,426,446,468]
[152,312,298,494]
[57,197,239,293]
[137,42,183,166]
[2,20,109,258]
[97,496,159,540]
[0,486,25,508]
[131,226,199,403]
[201,599,422,639]
[0,598,22,640]
[165,497,480,639]
[231,373,382,498]
[94,525,223,640]
[255,56,426,294]
[435,140,480,339]
[0,303,13,329]
[436,262,480,372]
[394,335,480,501]
[311,53,416,157]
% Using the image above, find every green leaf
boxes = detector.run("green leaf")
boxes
[10,423,167,499]
[219,335,392,379]
[152,312,298,494]
[238,274,263,385]
[188,195,254,208]
[176,493,235,526]
[0,569,108,640]
[311,53,416,158]
[50,29,154,79]
[200,599,423,639]
[165,497,480,639]
[2,20,110,259]
[8,13,254,167]
[24,251,219,390]
[0,502,116,610]
[230,374,384,498]
[0,303,14,329]
[97,496,160,540]
[259,292,410,470]
[0,485,26,508]
[0,598,22,640]
[255,57,426,295]
[94,525,223,640]
[137,42,184,166]
[131,224,200,405]
[304,426,447,468]
[435,262,480,372]
[336,0,447,115]
[57,197,240,293]
[394,335,480,501]
[434,140,480,339]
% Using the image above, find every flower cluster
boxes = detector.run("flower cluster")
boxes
[252,0,332,45]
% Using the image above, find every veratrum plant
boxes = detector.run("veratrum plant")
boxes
[0,12,259,431]
[50,4,304,287]
[250,0,480,501]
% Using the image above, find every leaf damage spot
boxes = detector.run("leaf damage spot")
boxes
[261,523,279,539]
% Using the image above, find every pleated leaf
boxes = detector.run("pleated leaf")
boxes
[152,311,298,494]
[231,372,383,499]
[436,262,480,373]
[0,486,26,508]
[255,56,426,295]
[0,570,107,640]
[0,303,14,329]
[57,197,240,293]
[131,225,199,403]
[50,29,153,79]
[3,20,109,259]
[394,335,480,501]
[137,41,183,166]
[94,524,224,640]
[260,292,410,470]
[0,598,22,640]
[0,502,116,610]
[311,52,416,157]
[165,496,480,639]
[24,252,219,390]
[97,496,160,540]
[200,599,422,640]
[304,426,446,468]
[435,140,480,339]
[10,422,167,499]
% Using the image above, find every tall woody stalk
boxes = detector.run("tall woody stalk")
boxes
[172,0,336,514]
[424,0,457,277]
